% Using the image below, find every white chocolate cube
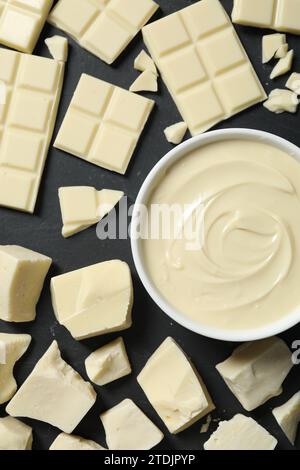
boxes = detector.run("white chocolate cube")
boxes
[273,392,300,444]
[0,416,32,450]
[50,433,105,450]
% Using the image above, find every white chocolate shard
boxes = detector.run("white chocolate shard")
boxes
[264,89,299,114]
[262,33,286,64]
[45,35,68,62]
[164,122,188,145]
[129,70,158,93]
[0,416,33,450]
[286,72,300,95]
[272,392,300,445]
[270,50,294,79]
[6,341,96,433]
[50,433,105,450]
[134,50,157,76]
[275,43,289,59]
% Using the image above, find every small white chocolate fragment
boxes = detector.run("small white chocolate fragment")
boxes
[0,245,52,322]
[50,433,105,450]
[275,43,289,59]
[100,399,164,450]
[85,337,131,386]
[270,50,294,79]
[6,341,96,433]
[137,337,215,434]
[286,72,300,95]
[262,33,286,64]
[204,414,277,450]
[272,392,300,445]
[51,260,133,340]
[264,89,299,114]
[216,337,293,412]
[0,416,33,450]
[129,71,158,93]
[45,35,68,62]
[134,50,157,76]
[0,334,31,405]
[164,122,188,145]
[200,414,212,434]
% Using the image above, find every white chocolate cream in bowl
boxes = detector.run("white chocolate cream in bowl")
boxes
[131,129,300,341]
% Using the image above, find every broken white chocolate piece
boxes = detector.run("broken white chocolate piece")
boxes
[54,73,154,174]
[0,245,52,322]
[164,122,188,145]
[45,35,68,62]
[263,89,299,114]
[51,260,133,340]
[134,50,157,76]
[137,337,215,434]
[200,414,212,434]
[0,416,32,450]
[272,392,300,445]
[50,433,105,450]
[6,341,96,433]
[275,43,288,59]
[262,33,286,63]
[0,0,53,53]
[270,49,294,79]
[0,334,31,405]
[204,414,277,450]
[286,72,300,95]
[100,399,164,450]
[85,337,131,386]
[129,71,158,93]
[48,0,159,65]
[216,337,293,412]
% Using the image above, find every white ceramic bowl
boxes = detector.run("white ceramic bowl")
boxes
[131,128,300,342]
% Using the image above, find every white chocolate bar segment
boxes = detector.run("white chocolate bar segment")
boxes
[54,73,154,174]
[48,0,159,65]
[0,0,53,53]
[0,48,65,213]
[142,0,265,136]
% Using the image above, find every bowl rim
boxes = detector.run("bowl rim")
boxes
[131,128,300,342]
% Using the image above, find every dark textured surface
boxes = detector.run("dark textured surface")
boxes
[1,0,300,451]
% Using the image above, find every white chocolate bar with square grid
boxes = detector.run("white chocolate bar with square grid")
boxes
[54,73,154,174]
[48,0,158,65]
[0,48,65,213]
[0,0,53,53]
[142,0,266,136]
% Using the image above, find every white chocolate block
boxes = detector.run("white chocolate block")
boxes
[6,341,96,433]
[273,392,300,444]
[0,0,53,53]
[270,49,293,79]
[51,260,133,340]
[0,48,65,213]
[204,414,277,450]
[137,337,215,434]
[264,89,299,114]
[85,337,131,386]
[216,337,293,412]
[0,416,32,450]
[0,245,52,322]
[134,50,157,76]
[0,333,31,405]
[275,43,288,58]
[142,0,266,136]
[286,72,300,94]
[129,70,158,93]
[45,35,68,62]
[262,33,286,63]
[54,73,154,174]
[50,433,105,450]
[48,0,159,65]
[232,0,300,34]
[164,122,188,145]
[100,399,164,450]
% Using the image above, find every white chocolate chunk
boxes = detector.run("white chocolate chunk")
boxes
[0,245,52,322]
[85,337,131,386]
[134,50,157,76]
[275,43,288,59]
[164,122,188,145]
[100,399,164,450]
[137,337,215,434]
[263,89,299,114]
[6,341,96,433]
[262,34,286,63]
[0,416,32,450]
[51,260,133,340]
[0,334,31,405]
[50,433,105,450]
[54,73,154,174]
[270,49,294,79]
[45,35,68,62]
[129,71,158,93]
[286,72,300,95]
[216,337,293,412]
[204,414,277,450]
[273,392,300,445]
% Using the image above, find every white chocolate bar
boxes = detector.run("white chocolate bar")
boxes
[232,0,300,34]
[48,0,158,65]
[0,48,65,213]
[50,433,105,450]
[0,416,32,450]
[0,0,53,53]
[54,73,154,174]
[142,0,266,136]
[273,392,300,445]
